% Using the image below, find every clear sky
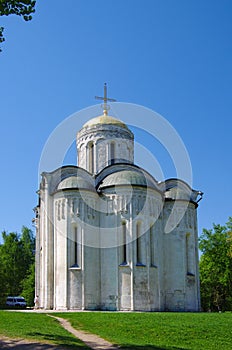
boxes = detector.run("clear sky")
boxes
[0,0,232,242]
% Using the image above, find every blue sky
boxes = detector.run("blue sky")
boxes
[0,0,232,242]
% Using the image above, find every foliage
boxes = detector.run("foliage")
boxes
[0,311,89,349]
[21,261,35,306]
[0,0,36,51]
[0,26,4,46]
[199,217,232,311]
[0,226,35,306]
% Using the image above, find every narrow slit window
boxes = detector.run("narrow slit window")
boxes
[186,233,193,275]
[150,225,155,266]
[71,226,81,268]
[121,222,127,265]
[136,222,142,265]
[110,142,115,165]
[74,227,78,266]
[88,142,94,173]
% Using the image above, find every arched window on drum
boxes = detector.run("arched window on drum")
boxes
[110,141,115,165]
[87,142,94,173]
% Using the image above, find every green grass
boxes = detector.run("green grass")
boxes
[0,311,89,349]
[55,312,232,350]
[0,311,232,349]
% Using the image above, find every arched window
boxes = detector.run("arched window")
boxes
[74,226,78,266]
[136,222,142,265]
[110,142,115,165]
[71,226,81,268]
[186,233,193,275]
[150,225,155,266]
[120,222,127,265]
[88,142,94,173]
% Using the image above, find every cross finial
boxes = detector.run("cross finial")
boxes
[95,83,116,116]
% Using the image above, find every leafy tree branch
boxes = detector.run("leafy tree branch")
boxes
[0,227,35,306]
[199,218,232,311]
[0,0,36,51]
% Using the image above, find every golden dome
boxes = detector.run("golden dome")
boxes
[82,115,128,129]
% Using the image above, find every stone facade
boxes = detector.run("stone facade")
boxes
[35,114,202,311]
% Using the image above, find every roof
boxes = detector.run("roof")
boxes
[160,178,202,202]
[57,176,95,192]
[98,168,159,191]
[82,115,129,130]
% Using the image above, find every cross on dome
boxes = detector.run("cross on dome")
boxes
[95,83,116,116]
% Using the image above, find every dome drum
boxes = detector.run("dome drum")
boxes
[77,115,134,174]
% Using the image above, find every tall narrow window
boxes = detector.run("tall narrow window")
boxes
[186,233,193,275]
[110,142,115,165]
[136,222,142,265]
[74,227,78,266]
[71,226,81,268]
[121,222,127,265]
[150,225,155,266]
[88,142,94,173]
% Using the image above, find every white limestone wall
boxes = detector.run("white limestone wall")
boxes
[68,269,82,309]
[185,206,201,311]
[34,207,40,299]
[99,206,119,310]
[119,267,132,310]
[37,187,45,308]
[51,189,101,310]
[131,190,164,311]
[163,201,200,311]
[37,188,43,308]
[67,218,82,309]
[53,194,68,309]
[37,171,200,312]
[83,246,100,309]
[149,216,164,311]
[37,175,54,310]
[132,211,164,311]
[77,193,101,310]
[99,186,164,311]
[66,191,100,310]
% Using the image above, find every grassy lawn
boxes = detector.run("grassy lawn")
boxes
[0,311,231,349]
[0,311,89,349]
[55,312,232,350]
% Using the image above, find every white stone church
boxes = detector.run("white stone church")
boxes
[35,91,202,311]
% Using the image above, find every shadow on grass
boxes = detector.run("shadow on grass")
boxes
[26,332,89,349]
[0,339,58,349]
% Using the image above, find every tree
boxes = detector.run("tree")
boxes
[21,261,35,307]
[1,231,23,296]
[0,227,35,306]
[0,250,6,305]
[0,0,36,51]
[199,218,232,311]
[20,225,35,268]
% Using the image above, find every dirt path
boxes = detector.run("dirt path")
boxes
[51,316,120,350]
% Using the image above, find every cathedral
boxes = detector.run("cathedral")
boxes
[35,88,202,311]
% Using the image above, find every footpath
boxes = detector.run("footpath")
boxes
[51,316,120,349]
[0,314,120,350]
